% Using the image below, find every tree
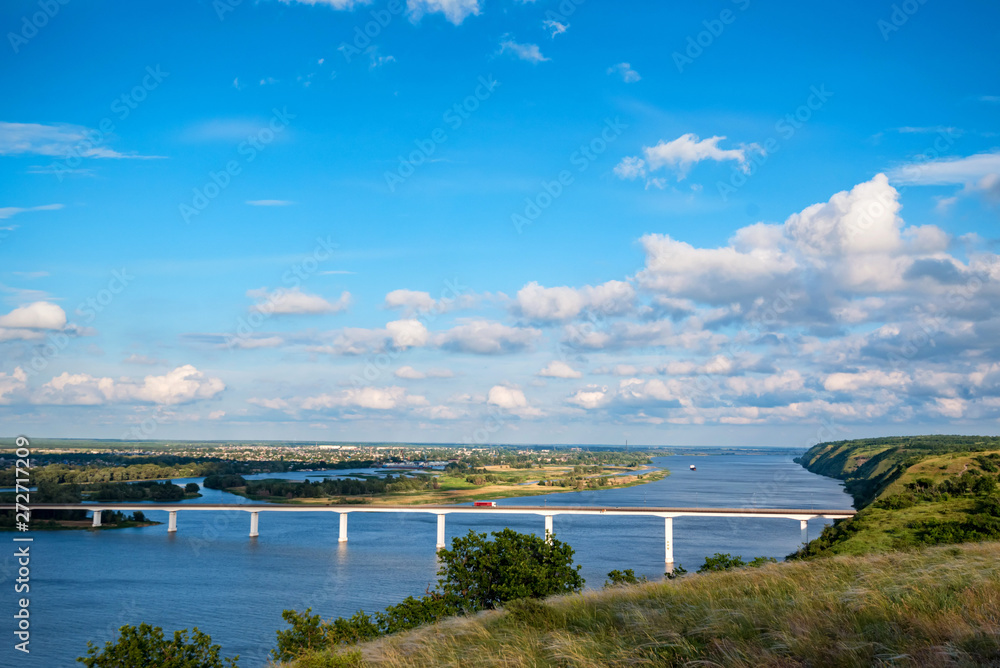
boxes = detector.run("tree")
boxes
[185,482,200,494]
[78,623,238,667]
[436,528,584,611]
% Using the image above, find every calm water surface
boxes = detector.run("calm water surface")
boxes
[4,454,851,667]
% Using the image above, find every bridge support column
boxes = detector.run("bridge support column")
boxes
[339,513,348,543]
[544,515,553,543]
[800,519,808,544]
[168,511,177,533]
[664,517,673,569]
[436,514,446,551]
[250,512,259,538]
[92,510,102,528]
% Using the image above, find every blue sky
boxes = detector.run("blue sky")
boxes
[1,0,999,446]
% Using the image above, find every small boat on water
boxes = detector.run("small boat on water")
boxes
[689,465,697,471]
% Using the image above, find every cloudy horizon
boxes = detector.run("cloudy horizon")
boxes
[2,1,998,446]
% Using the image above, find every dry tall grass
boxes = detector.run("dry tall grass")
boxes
[279,541,1000,668]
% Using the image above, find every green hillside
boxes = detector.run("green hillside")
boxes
[282,541,1000,668]
[792,435,1000,558]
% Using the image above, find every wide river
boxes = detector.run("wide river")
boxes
[4,454,852,667]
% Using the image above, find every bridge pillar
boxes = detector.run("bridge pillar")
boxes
[544,515,553,543]
[664,517,673,569]
[800,519,808,544]
[168,511,177,533]
[250,512,259,538]
[339,513,348,543]
[92,510,102,528]
[436,514,446,550]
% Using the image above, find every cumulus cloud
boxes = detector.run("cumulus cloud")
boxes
[617,133,760,183]
[248,287,351,315]
[515,280,635,322]
[35,365,224,405]
[0,301,66,329]
[487,385,543,417]
[498,37,549,63]
[384,289,436,315]
[386,319,428,348]
[538,360,582,379]
[0,367,27,404]
[435,320,540,354]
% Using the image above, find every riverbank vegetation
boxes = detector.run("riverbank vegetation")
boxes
[792,435,1000,557]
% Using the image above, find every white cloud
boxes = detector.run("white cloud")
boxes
[487,385,543,417]
[824,370,910,392]
[385,289,436,314]
[279,0,371,7]
[888,151,1000,187]
[617,133,759,182]
[407,0,481,24]
[0,367,27,404]
[568,385,610,410]
[0,204,63,220]
[0,121,162,159]
[435,320,540,354]
[36,365,224,406]
[542,19,568,37]
[608,62,640,83]
[246,199,295,206]
[394,365,453,379]
[498,37,549,63]
[613,156,646,180]
[248,287,351,315]
[124,354,167,366]
[538,361,582,379]
[515,280,635,322]
[300,386,426,411]
[0,301,66,329]
[386,319,428,348]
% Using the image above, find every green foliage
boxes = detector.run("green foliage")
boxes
[696,553,775,573]
[604,569,648,587]
[436,528,584,611]
[202,474,247,490]
[88,480,186,502]
[274,529,584,661]
[77,623,238,667]
[184,482,200,493]
[665,564,687,579]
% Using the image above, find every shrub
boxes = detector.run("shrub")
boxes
[605,569,648,587]
[78,623,238,667]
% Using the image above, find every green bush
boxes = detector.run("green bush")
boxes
[273,529,584,661]
[78,623,238,667]
[604,569,648,587]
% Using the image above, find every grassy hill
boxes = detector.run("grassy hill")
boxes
[791,435,1000,557]
[280,541,1000,668]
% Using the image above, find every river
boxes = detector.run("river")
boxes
[3,454,852,667]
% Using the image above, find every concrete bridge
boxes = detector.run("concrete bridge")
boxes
[9,503,855,567]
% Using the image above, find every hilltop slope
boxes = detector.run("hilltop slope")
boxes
[792,435,1000,557]
[281,541,1000,668]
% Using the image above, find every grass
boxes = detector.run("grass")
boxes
[276,541,1000,668]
